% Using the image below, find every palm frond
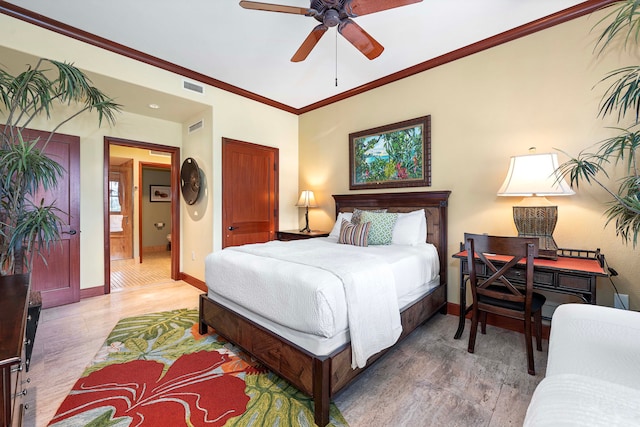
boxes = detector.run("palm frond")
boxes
[604,194,640,246]
[12,198,64,270]
[1,58,120,275]
[0,132,64,196]
[555,149,608,189]
[594,0,640,55]
[598,65,640,121]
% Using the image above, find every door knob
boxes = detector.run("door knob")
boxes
[64,229,77,235]
[228,226,237,231]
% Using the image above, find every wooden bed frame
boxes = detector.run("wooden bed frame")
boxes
[199,191,451,426]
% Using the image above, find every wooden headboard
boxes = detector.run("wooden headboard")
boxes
[333,191,451,286]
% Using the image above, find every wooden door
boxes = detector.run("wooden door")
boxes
[222,138,278,248]
[25,129,80,308]
[109,159,133,260]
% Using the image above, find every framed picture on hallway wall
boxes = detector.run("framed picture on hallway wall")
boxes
[150,185,171,202]
[349,115,431,190]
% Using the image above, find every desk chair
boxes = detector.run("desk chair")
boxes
[464,233,546,375]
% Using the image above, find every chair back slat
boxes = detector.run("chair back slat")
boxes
[463,232,544,376]
[464,233,539,303]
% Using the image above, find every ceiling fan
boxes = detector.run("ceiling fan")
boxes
[239,0,423,62]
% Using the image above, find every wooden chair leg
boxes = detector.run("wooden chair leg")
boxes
[468,307,479,353]
[524,316,535,375]
[534,310,543,351]
[480,311,487,334]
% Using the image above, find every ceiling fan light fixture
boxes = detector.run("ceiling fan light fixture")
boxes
[323,9,340,27]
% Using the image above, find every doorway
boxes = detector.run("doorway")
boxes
[104,137,180,294]
[222,138,278,248]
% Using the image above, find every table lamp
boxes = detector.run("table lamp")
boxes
[497,151,574,259]
[296,190,317,233]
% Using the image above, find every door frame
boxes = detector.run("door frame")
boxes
[138,162,172,264]
[108,159,134,260]
[103,137,180,294]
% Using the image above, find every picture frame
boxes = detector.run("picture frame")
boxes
[150,185,171,202]
[349,115,431,190]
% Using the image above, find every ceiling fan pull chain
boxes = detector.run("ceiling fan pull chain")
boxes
[335,29,338,87]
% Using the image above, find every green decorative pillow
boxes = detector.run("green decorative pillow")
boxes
[351,208,386,225]
[338,219,370,247]
[360,211,398,245]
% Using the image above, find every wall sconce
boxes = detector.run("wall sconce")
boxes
[497,151,574,259]
[154,222,166,230]
[295,190,318,233]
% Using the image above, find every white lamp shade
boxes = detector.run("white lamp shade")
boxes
[497,153,575,197]
[295,190,318,207]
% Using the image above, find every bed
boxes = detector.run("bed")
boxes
[199,191,450,426]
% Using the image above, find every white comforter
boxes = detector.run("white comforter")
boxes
[206,238,422,368]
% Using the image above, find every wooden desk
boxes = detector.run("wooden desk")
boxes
[452,248,607,339]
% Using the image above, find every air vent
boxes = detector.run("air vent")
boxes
[182,80,205,95]
[188,119,204,134]
[149,150,170,157]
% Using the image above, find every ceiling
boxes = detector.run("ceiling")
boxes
[2,0,601,114]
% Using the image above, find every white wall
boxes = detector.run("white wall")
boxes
[298,9,639,309]
[0,14,299,288]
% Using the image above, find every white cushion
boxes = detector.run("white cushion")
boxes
[546,304,640,390]
[524,373,640,427]
[392,209,426,245]
[329,212,353,238]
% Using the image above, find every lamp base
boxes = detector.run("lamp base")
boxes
[512,205,559,260]
[300,207,311,233]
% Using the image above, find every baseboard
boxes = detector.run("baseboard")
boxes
[80,285,105,299]
[447,302,550,339]
[180,272,207,292]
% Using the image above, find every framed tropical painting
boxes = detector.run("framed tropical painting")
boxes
[349,115,431,190]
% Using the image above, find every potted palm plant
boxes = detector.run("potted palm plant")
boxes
[557,0,640,247]
[0,58,120,275]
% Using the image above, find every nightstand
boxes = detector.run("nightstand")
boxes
[277,230,329,241]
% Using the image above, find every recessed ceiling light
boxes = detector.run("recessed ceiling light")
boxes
[148,103,160,109]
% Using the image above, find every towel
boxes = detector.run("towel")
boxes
[109,215,123,232]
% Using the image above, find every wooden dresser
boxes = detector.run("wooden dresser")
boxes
[0,274,35,427]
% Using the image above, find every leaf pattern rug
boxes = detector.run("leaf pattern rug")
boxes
[49,308,349,427]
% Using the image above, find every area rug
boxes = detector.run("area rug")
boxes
[48,308,349,427]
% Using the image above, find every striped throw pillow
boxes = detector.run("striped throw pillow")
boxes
[338,219,370,247]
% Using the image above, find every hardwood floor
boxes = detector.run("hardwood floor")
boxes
[27,281,545,426]
[110,250,171,289]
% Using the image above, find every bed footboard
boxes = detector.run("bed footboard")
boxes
[199,284,445,426]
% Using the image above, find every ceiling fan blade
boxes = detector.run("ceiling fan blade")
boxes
[346,0,422,17]
[291,24,328,62]
[239,0,313,15]
[338,19,384,60]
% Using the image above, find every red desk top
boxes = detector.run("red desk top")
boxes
[453,250,607,275]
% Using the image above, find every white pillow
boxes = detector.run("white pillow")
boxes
[329,212,353,238]
[392,209,427,245]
